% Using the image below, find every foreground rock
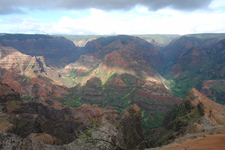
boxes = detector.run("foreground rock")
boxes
[0,83,144,149]
[147,88,225,149]
[75,104,145,150]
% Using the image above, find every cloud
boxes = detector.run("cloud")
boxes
[23,8,224,35]
[0,17,41,33]
[0,0,214,15]
[1,1,225,35]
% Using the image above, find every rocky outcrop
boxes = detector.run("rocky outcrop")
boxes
[0,83,145,149]
[186,88,225,126]
[0,48,70,99]
[0,83,121,145]
[75,104,144,150]
[0,34,79,68]
[148,88,225,148]
[73,37,96,47]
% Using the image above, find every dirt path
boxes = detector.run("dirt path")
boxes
[148,134,225,150]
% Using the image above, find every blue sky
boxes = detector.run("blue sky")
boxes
[0,0,225,35]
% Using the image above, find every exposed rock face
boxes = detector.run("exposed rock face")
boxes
[149,88,225,148]
[0,47,70,99]
[0,82,21,102]
[161,36,225,100]
[161,35,225,99]
[63,36,183,129]
[0,34,175,105]
[0,34,79,68]
[0,34,183,130]
[73,37,96,47]
[186,88,225,126]
[74,104,120,126]
[75,104,144,150]
[0,83,120,145]
[199,80,225,105]
[118,104,144,149]
[84,35,163,69]
[170,48,211,79]
[0,83,145,150]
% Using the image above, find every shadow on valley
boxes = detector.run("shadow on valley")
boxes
[0,34,84,68]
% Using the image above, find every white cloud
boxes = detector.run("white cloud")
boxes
[1,5,225,35]
[42,7,225,35]
[10,18,40,33]
[210,0,225,8]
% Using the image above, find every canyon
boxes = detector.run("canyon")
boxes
[0,33,225,149]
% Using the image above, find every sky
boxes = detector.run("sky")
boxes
[0,0,225,35]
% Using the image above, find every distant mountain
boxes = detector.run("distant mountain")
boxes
[160,36,218,68]
[0,33,225,129]
[0,34,80,68]
[61,35,181,129]
[64,34,179,48]
[161,34,225,103]
[0,41,71,99]
[1,33,225,149]
[0,34,181,129]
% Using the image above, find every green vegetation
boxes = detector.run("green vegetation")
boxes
[149,98,203,147]
[55,93,84,108]
[186,33,225,40]
[21,77,28,83]
[0,118,8,122]
[21,96,31,101]
[11,101,21,109]
[209,86,225,104]
[53,77,171,130]
[211,87,225,96]
[101,71,116,85]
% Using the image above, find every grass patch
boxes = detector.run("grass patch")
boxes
[0,118,8,123]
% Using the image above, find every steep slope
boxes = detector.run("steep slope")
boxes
[84,35,163,69]
[148,88,225,148]
[0,83,145,150]
[63,35,166,87]
[0,82,118,144]
[161,36,219,70]
[198,39,225,104]
[166,47,213,97]
[61,35,181,129]
[0,45,70,99]
[0,34,80,68]
[0,34,181,129]
[162,35,225,102]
